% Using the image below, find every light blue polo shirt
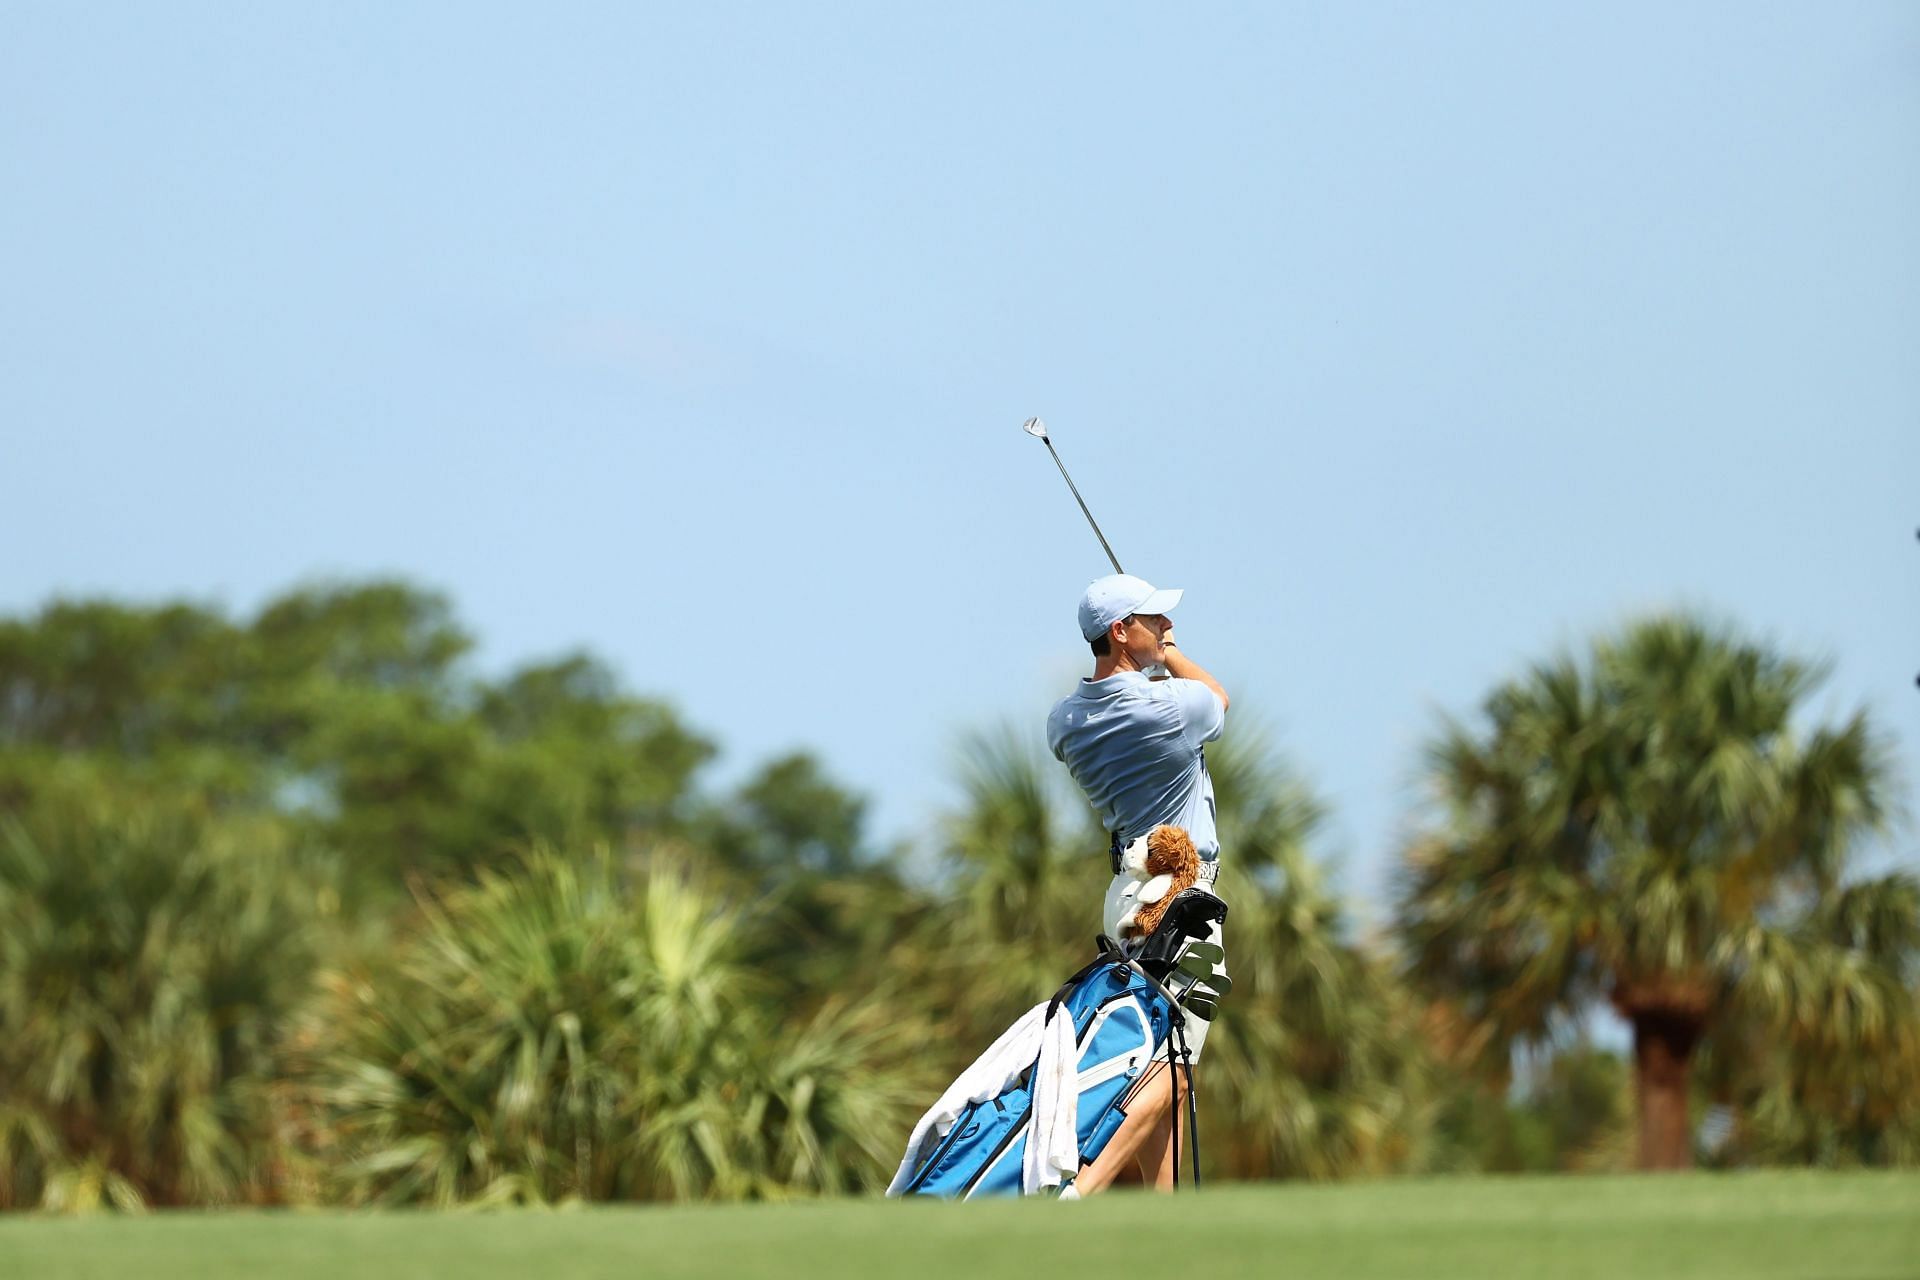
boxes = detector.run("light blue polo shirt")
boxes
[1046,672,1226,860]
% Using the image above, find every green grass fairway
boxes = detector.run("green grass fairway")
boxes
[2,1172,1915,1280]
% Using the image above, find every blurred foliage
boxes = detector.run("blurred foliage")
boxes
[695,751,871,879]
[0,583,713,896]
[1423,1041,1634,1174]
[0,768,326,1210]
[303,848,920,1205]
[0,585,1914,1212]
[1193,729,1429,1179]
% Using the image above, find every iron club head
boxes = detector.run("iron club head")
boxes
[1020,414,1124,576]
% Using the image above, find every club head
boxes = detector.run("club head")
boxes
[1021,417,1049,440]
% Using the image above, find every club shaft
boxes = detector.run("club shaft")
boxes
[1044,439,1124,575]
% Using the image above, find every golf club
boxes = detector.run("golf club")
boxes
[1023,417,1124,576]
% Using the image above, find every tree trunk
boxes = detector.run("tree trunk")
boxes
[1631,1011,1702,1170]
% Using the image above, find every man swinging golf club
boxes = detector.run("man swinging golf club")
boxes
[887,422,1231,1201]
[1046,572,1230,1192]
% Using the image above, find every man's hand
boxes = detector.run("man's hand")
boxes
[1156,632,1229,711]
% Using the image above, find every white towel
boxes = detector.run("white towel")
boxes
[1022,1004,1082,1193]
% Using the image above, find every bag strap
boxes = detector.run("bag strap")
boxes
[1045,936,1125,1023]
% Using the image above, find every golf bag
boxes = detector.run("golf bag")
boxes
[889,889,1228,1199]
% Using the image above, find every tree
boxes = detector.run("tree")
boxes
[930,727,1108,1032]
[306,848,917,1203]
[695,751,871,879]
[0,599,262,804]
[0,770,323,1209]
[0,585,717,893]
[1396,616,1916,1169]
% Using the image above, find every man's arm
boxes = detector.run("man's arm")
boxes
[1157,634,1228,711]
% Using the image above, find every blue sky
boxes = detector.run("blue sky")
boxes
[4,4,1916,908]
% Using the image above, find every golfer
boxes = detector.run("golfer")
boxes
[1045,573,1229,1191]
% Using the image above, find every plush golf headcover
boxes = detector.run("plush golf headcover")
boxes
[1115,824,1200,940]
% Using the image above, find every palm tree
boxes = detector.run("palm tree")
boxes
[0,769,321,1209]
[1396,616,1915,1169]
[307,846,919,1204]
[1698,873,1920,1167]
[913,728,1108,1052]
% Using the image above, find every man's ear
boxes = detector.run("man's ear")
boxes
[1108,618,1130,648]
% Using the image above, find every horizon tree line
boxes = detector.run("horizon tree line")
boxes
[0,580,1913,1208]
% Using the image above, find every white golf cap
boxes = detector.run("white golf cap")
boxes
[1078,574,1184,641]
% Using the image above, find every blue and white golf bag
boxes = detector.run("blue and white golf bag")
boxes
[887,890,1228,1199]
